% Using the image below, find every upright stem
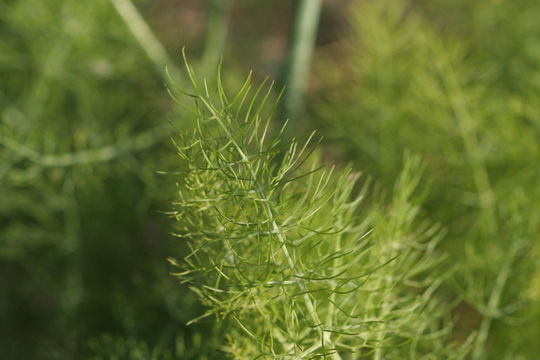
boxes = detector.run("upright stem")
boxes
[436,47,506,360]
[436,47,497,235]
[472,251,514,360]
[201,0,230,74]
[110,0,181,84]
[283,0,323,121]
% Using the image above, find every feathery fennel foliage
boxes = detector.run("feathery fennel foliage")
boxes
[170,60,466,359]
[313,0,540,358]
[0,1,216,358]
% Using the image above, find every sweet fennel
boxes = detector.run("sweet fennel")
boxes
[168,56,467,359]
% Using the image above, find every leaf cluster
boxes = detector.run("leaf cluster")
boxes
[313,0,540,358]
[170,59,466,359]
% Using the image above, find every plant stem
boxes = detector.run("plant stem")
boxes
[283,0,323,121]
[472,251,514,360]
[325,215,345,359]
[436,48,497,235]
[201,0,230,74]
[0,123,172,167]
[110,0,181,83]
[436,46,508,360]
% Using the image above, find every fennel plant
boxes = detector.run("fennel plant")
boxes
[169,56,467,359]
[313,0,540,358]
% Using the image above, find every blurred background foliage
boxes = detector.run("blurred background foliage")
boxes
[0,0,538,359]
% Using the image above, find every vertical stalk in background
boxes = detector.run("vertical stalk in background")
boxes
[282,0,323,123]
[110,0,181,85]
[201,0,230,75]
[435,47,505,360]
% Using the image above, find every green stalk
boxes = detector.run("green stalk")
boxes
[201,0,230,74]
[110,0,181,83]
[0,123,171,167]
[472,249,515,360]
[283,0,323,121]
[435,46,497,235]
[436,46,506,360]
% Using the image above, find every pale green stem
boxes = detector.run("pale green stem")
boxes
[110,0,181,83]
[373,281,389,360]
[201,0,230,74]
[0,122,172,167]
[283,0,323,120]
[436,49,497,235]
[325,217,345,359]
[472,250,514,360]
[436,47,506,360]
